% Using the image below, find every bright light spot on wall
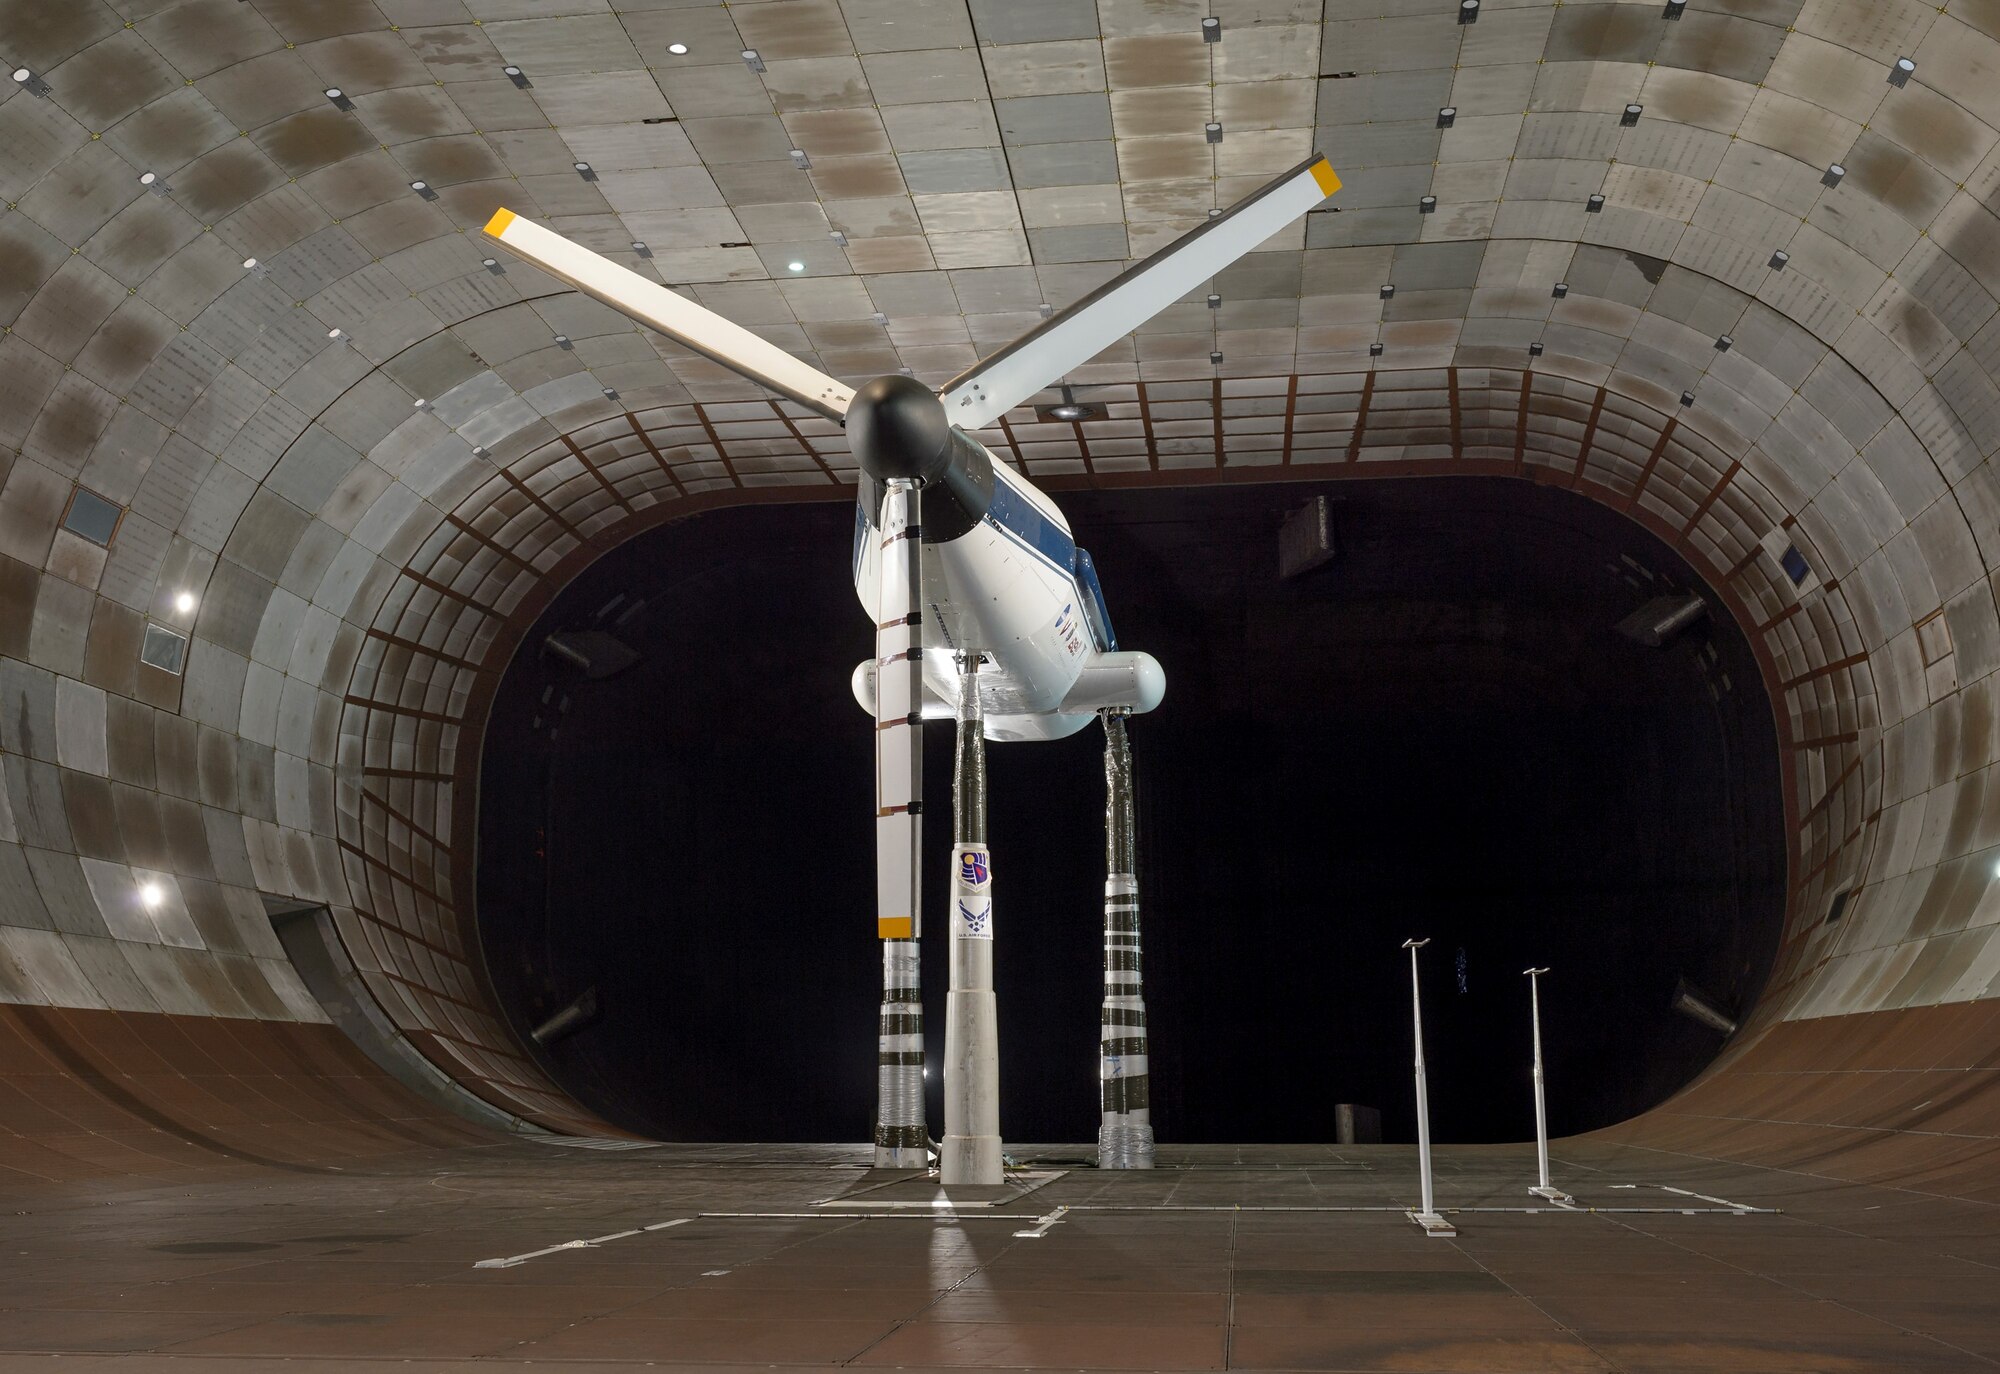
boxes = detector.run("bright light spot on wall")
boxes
[174,591,195,614]
[139,883,163,909]
[787,260,805,272]
[668,42,689,54]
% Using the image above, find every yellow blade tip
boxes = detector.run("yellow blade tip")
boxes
[483,207,516,237]
[877,917,914,939]
[1310,160,1342,197]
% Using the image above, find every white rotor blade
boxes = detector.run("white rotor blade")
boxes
[874,481,923,940]
[939,155,1341,431]
[482,208,855,422]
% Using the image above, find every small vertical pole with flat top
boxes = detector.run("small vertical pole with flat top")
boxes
[1404,937,1454,1236]
[1524,967,1573,1204]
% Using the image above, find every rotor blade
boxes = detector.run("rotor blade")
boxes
[939,155,1341,431]
[874,480,923,941]
[482,208,855,422]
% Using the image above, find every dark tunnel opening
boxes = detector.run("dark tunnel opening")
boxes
[475,477,1786,1145]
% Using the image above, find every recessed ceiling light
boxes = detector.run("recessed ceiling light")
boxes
[787,260,806,272]
[139,883,163,908]
[668,42,689,54]
[174,591,196,614]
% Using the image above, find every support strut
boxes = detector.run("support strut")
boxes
[1098,710,1154,1169]
[941,655,1002,1185]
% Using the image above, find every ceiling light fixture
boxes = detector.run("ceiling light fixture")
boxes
[1664,0,1686,16]
[667,42,689,55]
[1585,192,1605,211]
[483,257,502,272]
[503,64,529,87]
[1046,385,1096,422]
[243,257,267,277]
[11,67,49,96]
[139,171,169,194]
[631,240,651,256]
[1209,350,1224,364]
[787,260,806,272]
[1552,282,1569,298]
[1205,121,1223,143]
[1891,56,1915,85]
[741,48,765,72]
[1529,341,1544,356]
[174,591,196,614]
[139,883,163,908]
[324,87,352,110]
[1823,162,1845,186]
[788,148,812,169]
[1621,102,1643,125]
[573,161,595,179]
[410,179,435,199]
[1201,16,1221,40]
[1437,106,1456,127]
[1459,0,1480,22]
[1769,249,1789,270]
[1207,293,1222,308]
[1368,341,1384,356]
[1419,195,1436,212]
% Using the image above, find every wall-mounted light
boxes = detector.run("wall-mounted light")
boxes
[138,171,170,195]
[1419,195,1436,213]
[1621,103,1643,125]
[1770,249,1789,270]
[1437,106,1457,127]
[1205,121,1223,143]
[1552,282,1569,298]
[1890,56,1915,86]
[503,64,530,87]
[11,67,50,97]
[324,87,353,110]
[1368,341,1384,356]
[788,147,812,169]
[573,161,596,180]
[1586,193,1605,211]
[741,48,765,72]
[1459,0,1479,21]
[667,42,689,55]
[1201,16,1221,40]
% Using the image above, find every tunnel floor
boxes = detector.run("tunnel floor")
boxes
[0,1141,1992,1371]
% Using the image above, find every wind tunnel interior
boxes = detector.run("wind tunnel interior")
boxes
[476,477,1785,1146]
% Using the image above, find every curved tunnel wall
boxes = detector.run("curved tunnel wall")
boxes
[0,0,1993,1185]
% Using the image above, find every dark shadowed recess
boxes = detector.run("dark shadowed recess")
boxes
[476,477,1785,1145]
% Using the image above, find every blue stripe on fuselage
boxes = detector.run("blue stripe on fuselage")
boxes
[985,475,1074,575]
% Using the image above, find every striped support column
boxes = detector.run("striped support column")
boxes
[875,939,926,1164]
[1098,710,1154,1169]
[872,479,928,1168]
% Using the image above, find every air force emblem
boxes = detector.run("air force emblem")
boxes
[958,849,990,887]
